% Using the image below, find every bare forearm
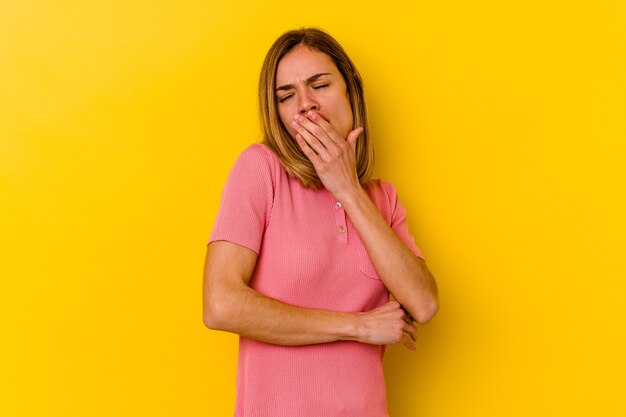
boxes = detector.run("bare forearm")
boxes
[205,283,359,346]
[203,240,421,349]
[339,187,439,323]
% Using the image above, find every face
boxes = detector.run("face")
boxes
[275,46,354,141]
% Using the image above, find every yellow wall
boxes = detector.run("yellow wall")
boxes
[1,1,624,416]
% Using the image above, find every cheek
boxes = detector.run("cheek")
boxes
[337,99,354,131]
[277,107,297,137]
[277,107,290,126]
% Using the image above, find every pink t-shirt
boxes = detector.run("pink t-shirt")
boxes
[208,143,424,417]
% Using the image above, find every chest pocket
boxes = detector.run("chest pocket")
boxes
[353,232,383,281]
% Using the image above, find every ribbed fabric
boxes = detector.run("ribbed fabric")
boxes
[208,143,424,417]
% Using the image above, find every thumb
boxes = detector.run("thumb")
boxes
[347,127,364,153]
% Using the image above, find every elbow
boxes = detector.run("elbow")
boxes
[203,298,230,331]
[202,306,219,330]
[203,278,248,331]
[413,264,439,324]
[414,298,439,325]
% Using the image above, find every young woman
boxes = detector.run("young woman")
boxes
[203,27,439,417]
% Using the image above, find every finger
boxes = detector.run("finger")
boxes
[381,301,400,313]
[295,132,323,166]
[347,127,364,154]
[305,110,343,144]
[401,305,416,323]
[403,322,417,342]
[296,115,342,157]
[291,119,331,160]
[401,334,416,350]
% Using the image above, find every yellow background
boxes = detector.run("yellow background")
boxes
[1,1,625,416]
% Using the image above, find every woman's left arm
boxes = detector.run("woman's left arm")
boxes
[340,187,439,324]
[291,110,439,324]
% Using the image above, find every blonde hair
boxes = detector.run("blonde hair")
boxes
[258,27,375,190]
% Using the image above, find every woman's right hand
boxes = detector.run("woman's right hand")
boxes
[356,301,418,350]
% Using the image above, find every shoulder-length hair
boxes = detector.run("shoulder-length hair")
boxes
[258,27,375,190]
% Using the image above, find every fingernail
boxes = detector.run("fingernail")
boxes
[291,121,299,128]
[294,114,303,122]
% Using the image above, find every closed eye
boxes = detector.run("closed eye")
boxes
[277,84,330,103]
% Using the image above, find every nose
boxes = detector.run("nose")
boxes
[298,89,320,114]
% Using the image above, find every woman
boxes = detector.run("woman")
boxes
[203,27,439,417]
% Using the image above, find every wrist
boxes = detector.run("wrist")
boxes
[338,311,363,342]
[336,183,368,207]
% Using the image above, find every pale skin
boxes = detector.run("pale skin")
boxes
[203,46,438,350]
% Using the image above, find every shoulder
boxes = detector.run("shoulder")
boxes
[363,178,399,219]
[365,178,399,203]
[236,142,278,166]
[231,143,282,176]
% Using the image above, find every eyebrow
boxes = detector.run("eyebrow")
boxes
[275,73,332,92]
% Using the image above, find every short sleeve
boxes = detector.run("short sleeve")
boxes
[208,144,276,255]
[380,180,425,261]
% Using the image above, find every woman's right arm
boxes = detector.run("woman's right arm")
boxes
[203,240,418,349]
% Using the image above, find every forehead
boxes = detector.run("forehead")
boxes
[276,47,339,83]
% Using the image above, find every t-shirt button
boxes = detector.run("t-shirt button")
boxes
[338,225,346,233]
[335,202,342,208]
